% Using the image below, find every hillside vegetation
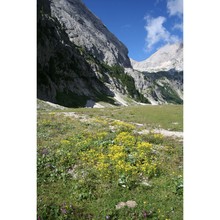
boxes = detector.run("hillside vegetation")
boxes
[37,104,183,219]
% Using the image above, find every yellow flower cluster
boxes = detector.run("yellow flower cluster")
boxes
[92,118,108,126]
[95,131,108,140]
[112,120,135,131]
[137,142,152,151]
[153,133,163,139]
[109,146,126,161]
[114,132,136,147]
[78,130,157,182]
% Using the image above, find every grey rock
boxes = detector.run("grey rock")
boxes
[115,200,137,210]
[115,202,126,210]
[126,200,138,208]
[125,68,183,104]
[127,43,183,105]
[130,42,183,73]
[50,0,131,67]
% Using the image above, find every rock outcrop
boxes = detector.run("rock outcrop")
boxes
[50,0,131,67]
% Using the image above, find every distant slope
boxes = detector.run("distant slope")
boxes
[131,43,183,73]
[128,43,183,104]
[126,68,183,105]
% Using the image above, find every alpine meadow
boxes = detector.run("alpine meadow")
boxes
[37,0,183,219]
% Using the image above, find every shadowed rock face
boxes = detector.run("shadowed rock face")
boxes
[50,0,131,68]
[37,0,115,107]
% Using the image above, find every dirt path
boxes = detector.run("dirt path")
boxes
[138,128,183,139]
[58,111,183,139]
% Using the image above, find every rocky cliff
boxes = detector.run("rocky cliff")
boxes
[37,0,146,107]
[50,0,131,67]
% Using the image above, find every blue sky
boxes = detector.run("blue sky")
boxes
[82,0,183,61]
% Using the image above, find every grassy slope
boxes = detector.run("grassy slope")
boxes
[72,105,183,131]
[37,105,183,219]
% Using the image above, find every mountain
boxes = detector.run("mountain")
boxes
[128,43,183,104]
[127,43,183,104]
[130,43,183,73]
[50,0,131,67]
[37,0,183,107]
[37,0,147,107]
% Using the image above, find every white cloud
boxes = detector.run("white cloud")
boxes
[173,22,183,31]
[167,0,183,17]
[144,16,180,50]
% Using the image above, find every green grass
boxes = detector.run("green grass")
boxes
[37,104,183,219]
[71,105,183,131]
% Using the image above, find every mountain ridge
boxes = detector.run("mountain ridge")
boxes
[130,42,183,73]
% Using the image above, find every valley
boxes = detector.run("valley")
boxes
[37,0,184,219]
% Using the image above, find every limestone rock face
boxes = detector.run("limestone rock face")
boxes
[50,0,131,67]
[130,43,183,73]
[37,0,115,107]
